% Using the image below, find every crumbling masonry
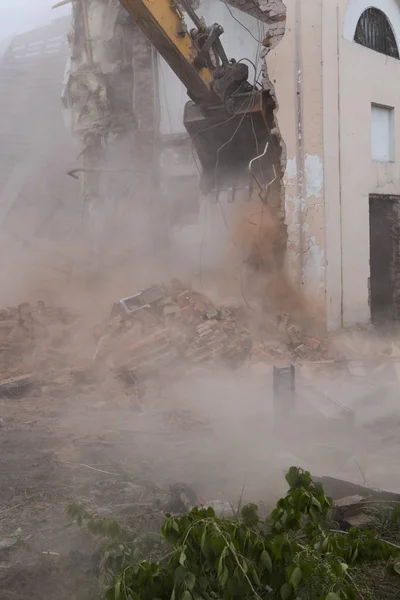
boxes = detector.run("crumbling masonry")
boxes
[64,0,288,264]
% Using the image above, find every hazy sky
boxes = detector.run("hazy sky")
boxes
[0,0,70,43]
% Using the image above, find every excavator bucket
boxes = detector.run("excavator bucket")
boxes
[184,90,277,195]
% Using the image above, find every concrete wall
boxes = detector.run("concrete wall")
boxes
[321,0,400,328]
[266,0,326,319]
[339,0,400,327]
[266,0,400,329]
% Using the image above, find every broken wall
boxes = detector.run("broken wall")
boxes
[265,0,326,323]
[63,0,293,301]
[64,0,160,259]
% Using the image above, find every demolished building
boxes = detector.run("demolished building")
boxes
[3,0,400,332]
[0,16,79,247]
[152,0,400,331]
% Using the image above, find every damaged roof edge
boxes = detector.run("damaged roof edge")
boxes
[224,0,286,26]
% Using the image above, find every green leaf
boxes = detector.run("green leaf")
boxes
[241,503,260,527]
[394,562,400,575]
[314,540,322,552]
[252,568,261,587]
[219,565,229,586]
[280,582,292,600]
[290,567,302,589]
[106,588,115,600]
[286,467,301,489]
[260,549,272,573]
[200,528,208,555]
[174,565,187,585]
[114,579,121,600]
[311,496,322,512]
[172,521,180,533]
[217,555,225,579]
[185,572,196,591]
[325,594,341,600]
[179,549,187,566]
[181,592,193,600]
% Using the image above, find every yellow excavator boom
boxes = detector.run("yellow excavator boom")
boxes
[119,0,276,194]
[119,0,217,105]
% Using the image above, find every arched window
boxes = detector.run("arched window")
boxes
[354,7,399,59]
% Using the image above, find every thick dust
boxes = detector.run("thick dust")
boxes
[0,58,398,600]
[1,186,400,599]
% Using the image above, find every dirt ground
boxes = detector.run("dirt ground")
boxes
[0,343,285,600]
[1,275,400,600]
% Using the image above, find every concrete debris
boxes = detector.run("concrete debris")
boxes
[0,301,79,390]
[333,495,373,528]
[314,475,400,502]
[98,281,253,384]
[277,313,329,362]
[166,483,199,514]
[0,528,22,551]
[0,374,35,398]
[1,285,394,401]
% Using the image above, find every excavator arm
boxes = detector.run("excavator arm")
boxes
[119,0,276,193]
[119,0,217,106]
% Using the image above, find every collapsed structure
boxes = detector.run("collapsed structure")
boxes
[62,0,286,258]
[1,1,400,332]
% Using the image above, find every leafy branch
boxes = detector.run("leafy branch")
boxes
[67,468,400,600]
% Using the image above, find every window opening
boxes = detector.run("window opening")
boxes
[354,8,399,59]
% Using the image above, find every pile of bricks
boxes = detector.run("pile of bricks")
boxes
[94,281,253,383]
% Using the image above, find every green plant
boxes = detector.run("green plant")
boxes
[68,468,400,600]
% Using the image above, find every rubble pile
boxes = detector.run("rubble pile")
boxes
[0,282,333,397]
[0,301,79,394]
[94,281,253,383]
[251,312,330,364]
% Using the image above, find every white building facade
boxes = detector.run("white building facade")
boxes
[261,0,400,329]
[158,0,400,330]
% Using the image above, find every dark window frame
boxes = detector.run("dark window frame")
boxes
[354,7,399,59]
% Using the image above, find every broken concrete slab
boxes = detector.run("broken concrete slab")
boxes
[313,475,400,502]
[0,374,36,398]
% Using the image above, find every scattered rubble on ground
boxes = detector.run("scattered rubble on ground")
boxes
[0,301,80,396]
[94,280,254,386]
[94,281,338,389]
[4,279,400,399]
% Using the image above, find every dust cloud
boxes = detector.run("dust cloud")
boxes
[0,152,399,600]
[1,156,399,498]
[0,9,400,600]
